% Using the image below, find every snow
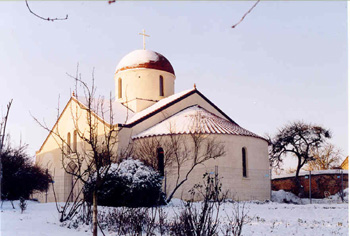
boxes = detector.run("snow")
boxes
[0,201,90,236]
[329,188,349,202]
[115,158,160,185]
[1,197,348,236]
[272,169,348,179]
[126,88,195,125]
[272,190,302,204]
[272,189,349,204]
[133,105,261,139]
[115,50,160,72]
[87,158,160,188]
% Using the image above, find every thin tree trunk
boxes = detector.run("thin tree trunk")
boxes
[92,190,98,236]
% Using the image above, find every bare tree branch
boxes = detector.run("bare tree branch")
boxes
[34,66,123,236]
[304,143,343,171]
[133,110,225,203]
[232,0,260,29]
[0,99,13,202]
[0,99,13,155]
[25,0,68,22]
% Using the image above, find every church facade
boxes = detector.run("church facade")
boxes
[35,48,270,203]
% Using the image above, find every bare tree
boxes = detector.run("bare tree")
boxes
[133,111,225,203]
[285,167,296,174]
[222,202,251,236]
[304,143,343,171]
[171,172,226,236]
[0,100,13,155]
[34,69,121,236]
[25,0,68,22]
[268,121,331,196]
[0,99,13,202]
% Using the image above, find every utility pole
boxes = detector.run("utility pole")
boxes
[164,171,167,198]
[270,168,272,200]
[341,171,344,202]
[309,171,312,204]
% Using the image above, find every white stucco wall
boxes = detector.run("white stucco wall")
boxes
[34,98,119,203]
[136,134,270,201]
[114,68,175,112]
[35,90,269,203]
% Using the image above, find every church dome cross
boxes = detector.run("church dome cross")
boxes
[138,29,150,50]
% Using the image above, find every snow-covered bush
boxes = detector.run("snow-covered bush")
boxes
[342,188,349,202]
[271,190,302,204]
[329,188,349,202]
[83,158,165,207]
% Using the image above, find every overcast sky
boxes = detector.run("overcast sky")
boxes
[0,1,347,166]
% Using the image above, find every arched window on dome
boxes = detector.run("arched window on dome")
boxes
[242,147,247,178]
[118,78,122,99]
[159,76,164,96]
[67,132,71,154]
[157,147,164,177]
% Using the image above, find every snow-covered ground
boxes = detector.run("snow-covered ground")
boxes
[1,193,348,236]
[272,188,349,205]
[0,201,89,236]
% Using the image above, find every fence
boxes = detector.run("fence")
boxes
[272,169,348,202]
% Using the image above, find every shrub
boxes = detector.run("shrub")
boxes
[83,158,165,207]
[170,172,225,236]
[1,144,52,200]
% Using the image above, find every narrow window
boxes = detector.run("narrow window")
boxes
[67,132,71,154]
[118,78,122,99]
[159,76,164,96]
[157,147,164,176]
[242,147,247,177]
[73,130,77,152]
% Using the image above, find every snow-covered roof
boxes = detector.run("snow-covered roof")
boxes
[272,169,348,180]
[125,88,195,125]
[132,105,263,139]
[74,96,134,125]
[73,88,195,126]
[115,49,175,75]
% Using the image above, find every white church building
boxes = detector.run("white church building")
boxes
[35,44,270,202]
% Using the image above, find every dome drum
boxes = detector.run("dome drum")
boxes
[114,49,176,112]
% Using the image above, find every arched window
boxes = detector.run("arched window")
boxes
[157,147,164,176]
[67,132,71,154]
[242,147,247,177]
[159,76,164,96]
[73,130,77,153]
[118,78,122,99]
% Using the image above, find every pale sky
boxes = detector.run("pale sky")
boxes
[0,1,348,166]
